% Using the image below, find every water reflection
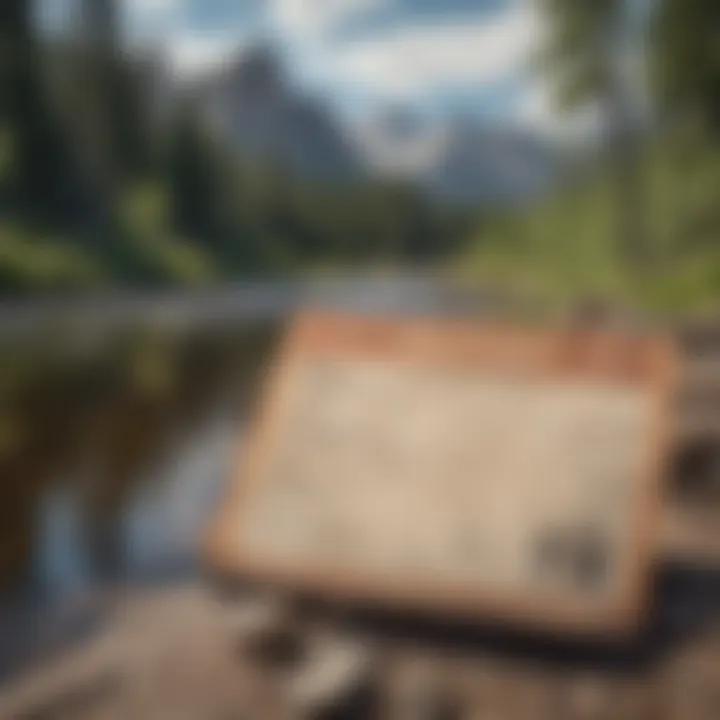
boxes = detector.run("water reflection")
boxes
[0,325,278,605]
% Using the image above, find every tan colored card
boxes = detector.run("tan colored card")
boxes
[207,312,677,636]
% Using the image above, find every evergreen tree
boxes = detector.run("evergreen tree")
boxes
[166,101,223,245]
[71,0,152,232]
[537,0,648,267]
[1,0,78,226]
[652,0,720,137]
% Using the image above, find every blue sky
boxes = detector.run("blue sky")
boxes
[117,0,598,137]
[34,0,620,139]
[120,2,537,113]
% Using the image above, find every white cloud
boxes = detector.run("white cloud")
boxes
[123,1,239,79]
[125,0,181,12]
[153,0,590,141]
[311,3,542,99]
[167,33,245,78]
[140,0,542,102]
[124,0,182,24]
[270,0,387,39]
[307,1,599,141]
[123,0,184,40]
[515,82,604,142]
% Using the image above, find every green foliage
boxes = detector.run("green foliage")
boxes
[477,0,720,314]
[0,124,15,190]
[0,0,471,295]
[651,0,720,135]
[535,0,620,110]
[123,233,216,287]
[459,140,720,315]
[5,0,718,312]
[1,0,80,228]
[0,222,105,292]
[537,0,653,268]
[166,104,223,244]
[113,182,215,286]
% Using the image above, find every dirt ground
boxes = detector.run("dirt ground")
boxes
[1,576,720,720]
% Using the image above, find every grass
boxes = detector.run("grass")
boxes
[456,139,720,319]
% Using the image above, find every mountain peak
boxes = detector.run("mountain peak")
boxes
[197,48,359,181]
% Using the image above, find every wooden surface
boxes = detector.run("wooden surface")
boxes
[207,312,678,635]
[7,584,720,720]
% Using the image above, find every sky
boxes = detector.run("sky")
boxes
[36,0,653,140]
[116,0,582,134]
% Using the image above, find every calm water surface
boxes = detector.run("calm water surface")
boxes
[0,317,286,676]
[0,323,281,597]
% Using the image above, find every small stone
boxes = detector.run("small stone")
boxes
[216,591,307,672]
[285,631,377,719]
